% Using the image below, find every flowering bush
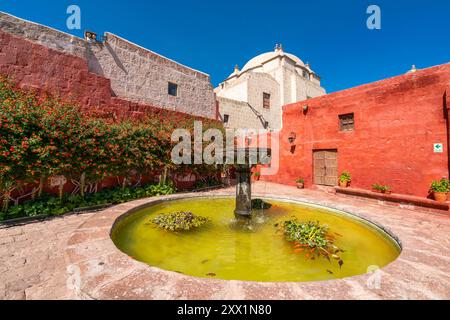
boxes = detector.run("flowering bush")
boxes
[0,75,224,214]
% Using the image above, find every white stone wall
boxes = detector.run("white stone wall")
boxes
[216,75,248,102]
[0,12,216,119]
[0,11,87,58]
[247,73,281,129]
[215,50,326,130]
[217,97,266,130]
[88,33,216,118]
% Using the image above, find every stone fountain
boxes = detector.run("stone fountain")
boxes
[227,147,271,219]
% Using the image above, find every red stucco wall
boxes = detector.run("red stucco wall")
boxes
[0,29,220,198]
[0,29,115,109]
[262,63,450,197]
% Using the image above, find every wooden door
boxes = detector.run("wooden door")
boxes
[313,150,338,186]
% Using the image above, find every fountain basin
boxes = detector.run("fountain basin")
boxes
[111,196,401,282]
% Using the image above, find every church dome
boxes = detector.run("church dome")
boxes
[240,45,305,74]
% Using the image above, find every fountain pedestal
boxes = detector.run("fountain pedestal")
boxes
[229,148,271,219]
[234,164,252,219]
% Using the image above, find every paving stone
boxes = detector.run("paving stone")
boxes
[0,183,449,300]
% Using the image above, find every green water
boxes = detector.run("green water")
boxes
[111,197,401,282]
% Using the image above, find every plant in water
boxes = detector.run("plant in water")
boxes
[276,219,344,268]
[251,198,272,210]
[151,211,210,232]
[430,178,450,193]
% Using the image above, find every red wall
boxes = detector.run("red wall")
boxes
[0,29,220,199]
[263,63,450,197]
[0,29,216,121]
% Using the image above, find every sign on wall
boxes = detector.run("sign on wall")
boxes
[434,143,444,153]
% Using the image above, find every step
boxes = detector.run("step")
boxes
[335,187,449,213]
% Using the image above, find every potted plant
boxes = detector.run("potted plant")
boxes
[372,184,392,194]
[339,172,351,188]
[430,178,450,203]
[296,178,305,189]
[253,172,261,181]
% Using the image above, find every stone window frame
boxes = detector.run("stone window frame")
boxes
[263,92,271,109]
[168,82,178,97]
[339,113,355,131]
[303,70,310,80]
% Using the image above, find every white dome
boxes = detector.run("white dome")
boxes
[240,49,305,74]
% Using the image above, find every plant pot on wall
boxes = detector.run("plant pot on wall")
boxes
[295,179,305,189]
[339,180,349,188]
[430,178,450,203]
[433,192,448,203]
[338,172,351,188]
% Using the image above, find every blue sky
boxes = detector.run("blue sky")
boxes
[1,0,449,93]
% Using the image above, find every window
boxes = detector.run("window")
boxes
[339,113,354,131]
[264,121,269,129]
[168,82,178,96]
[303,70,310,80]
[223,114,229,124]
[263,92,271,109]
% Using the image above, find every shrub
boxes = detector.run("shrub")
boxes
[296,178,304,184]
[276,219,344,267]
[430,178,450,193]
[0,75,224,211]
[194,175,221,189]
[151,211,210,232]
[0,182,176,221]
[372,184,391,192]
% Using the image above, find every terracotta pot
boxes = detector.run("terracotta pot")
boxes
[433,192,448,203]
[296,183,304,189]
[174,173,197,191]
[254,175,260,181]
[339,180,349,188]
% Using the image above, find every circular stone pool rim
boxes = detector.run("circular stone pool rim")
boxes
[65,189,449,300]
[110,195,403,254]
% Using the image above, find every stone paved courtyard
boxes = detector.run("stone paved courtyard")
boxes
[0,212,96,300]
[1,182,450,300]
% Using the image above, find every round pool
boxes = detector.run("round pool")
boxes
[111,197,401,282]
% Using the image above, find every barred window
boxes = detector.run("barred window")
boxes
[223,114,229,124]
[339,113,354,131]
[263,93,271,109]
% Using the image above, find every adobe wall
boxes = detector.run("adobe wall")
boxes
[262,63,450,197]
[0,11,216,119]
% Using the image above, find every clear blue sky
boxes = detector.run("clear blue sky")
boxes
[1,0,449,92]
